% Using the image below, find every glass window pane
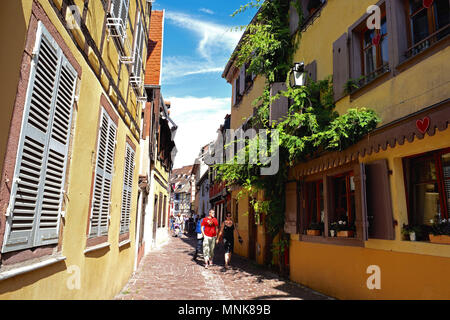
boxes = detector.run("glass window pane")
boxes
[380,17,388,36]
[364,46,376,76]
[411,9,430,44]
[381,36,389,65]
[434,0,450,40]
[410,0,425,14]
[413,182,440,225]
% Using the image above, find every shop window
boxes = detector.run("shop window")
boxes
[305,180,324,232]
[404,0,450,58]
[404,148,450,227]
[329,172,356,235]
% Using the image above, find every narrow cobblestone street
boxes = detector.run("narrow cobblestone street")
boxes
[115,234,333,300]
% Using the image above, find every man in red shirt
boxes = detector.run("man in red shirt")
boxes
[201,209,219,268]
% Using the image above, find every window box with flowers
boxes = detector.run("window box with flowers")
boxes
[429,216,450,244]
[330,218,356,238]
[306,222,324,236]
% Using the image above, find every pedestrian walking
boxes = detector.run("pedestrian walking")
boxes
[192,214,205,261]
[217,212,242,268]
[201,209,219,268]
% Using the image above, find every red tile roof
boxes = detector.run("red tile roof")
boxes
[145,10,164,86]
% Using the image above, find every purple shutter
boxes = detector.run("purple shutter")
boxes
[305,60,317,82]
[362,159,395,240]
[284,181,299,234]
[239,67,246,95]
[332,33,349,101]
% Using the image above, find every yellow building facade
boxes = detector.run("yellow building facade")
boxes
[0,0,150,298]
[224,0,450,299]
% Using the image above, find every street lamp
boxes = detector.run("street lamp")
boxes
[289,62,306,88]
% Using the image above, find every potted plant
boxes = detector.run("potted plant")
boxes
[429,216,450,244]
[402,224,419,241]
[306,222,324,236]
[307,0,322,15]
[333,217,355,237]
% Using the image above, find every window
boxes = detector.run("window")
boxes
[404,0,450,58]
[404,148,450,226]
[120,142,135,234]
[329,172,356,235]
[88,109,118,238]
[108,0,130,38]
[2,23,78,253]
[305,180,324,231]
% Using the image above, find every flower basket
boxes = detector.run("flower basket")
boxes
[307,229,321,236]
[429,234,450,244]
[337,230,354,238]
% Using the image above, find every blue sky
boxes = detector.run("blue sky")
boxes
[151,0,257,168]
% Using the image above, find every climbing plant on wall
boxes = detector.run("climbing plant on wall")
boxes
[216,0,380,271]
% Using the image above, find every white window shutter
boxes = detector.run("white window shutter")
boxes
[36,55,78,246]
[89,111,117,237]
[133,13,144,78]
[2,23,77,252]
[239,67,246,95]
[120,143,135,234]
[120,0,130,30]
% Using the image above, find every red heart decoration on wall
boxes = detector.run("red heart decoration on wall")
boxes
[423,0,434,8]
[372,33,381,46]
[416,117,430,134]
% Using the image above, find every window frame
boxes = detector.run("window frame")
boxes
[403,147,450,225]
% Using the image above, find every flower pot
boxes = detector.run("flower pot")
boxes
[337,230,354,238]
[429,234,450,244]
[330,230,336,237]
[307,229,321,236]
[409,232,416,241]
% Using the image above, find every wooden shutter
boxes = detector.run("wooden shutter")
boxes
[361,159,395,240]
[332,33,349,101]
[269,82,289,125]
[305,60,317,83]
[89,110,117,237]
[132,13,144,78]
[120,143,135,234]
[111,0,122,20]
[284,181,299,234]
[2,23,77,252]
[239,67,246,95]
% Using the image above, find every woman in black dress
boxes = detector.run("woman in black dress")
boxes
[217,212,242,268]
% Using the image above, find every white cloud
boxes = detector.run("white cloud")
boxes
[162,11,243,83]
[199,8,214,15]
[167,96,231,168]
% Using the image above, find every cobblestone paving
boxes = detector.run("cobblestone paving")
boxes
[115,234,333,300]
